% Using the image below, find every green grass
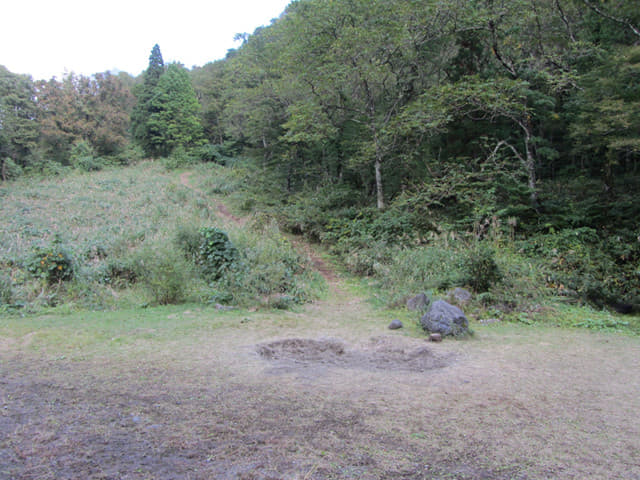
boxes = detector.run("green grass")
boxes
[0,162,323,312]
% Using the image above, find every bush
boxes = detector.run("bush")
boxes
[193,143,235,165]
[520,228,640,307]
[214,222,322,307]
[70,141,104,172]
[0,272,12,305]
[27,241,74,284]
[104,257,140,288]
[164,146,197,170]
[1,157,23,180]
[373,240,464,305]
[196,227,238,280]
[114,144,145,166]
[132,246,190,305]
[174,224,202,263]
[461,243,502,292]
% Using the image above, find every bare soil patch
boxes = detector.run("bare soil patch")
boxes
[256,337,451,373]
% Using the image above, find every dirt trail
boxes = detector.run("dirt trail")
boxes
[1,172,640,479]
[179,171,245,225]
[179,170,339,287]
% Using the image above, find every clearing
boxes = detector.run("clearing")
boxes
[1,172,639,479]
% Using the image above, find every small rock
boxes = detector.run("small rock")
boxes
[429,333,442,342]
[407,293,431,312]
[479,318,501,325]
[214,303,235,311]
[449,287,472,305]
[388,319,403,330]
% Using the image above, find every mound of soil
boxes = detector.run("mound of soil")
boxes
[256,336,450,373]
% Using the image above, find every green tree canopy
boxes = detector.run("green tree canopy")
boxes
[146,63,204,156]
[132,46,203,157]
[0,66,38,177]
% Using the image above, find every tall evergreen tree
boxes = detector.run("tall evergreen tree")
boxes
[131,44,166,156]
[146,44,165,84]
[146,63,204,156]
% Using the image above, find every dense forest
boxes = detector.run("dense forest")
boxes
[1,0,639,313]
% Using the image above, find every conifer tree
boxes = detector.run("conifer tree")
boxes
[131,44,166,156]
[131,45,203,157]
[146,63,204,156]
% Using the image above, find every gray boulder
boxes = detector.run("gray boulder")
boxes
[449,287,472,305]
[420,300,470,337]
[407,293,431,312]
[388,319,403,330]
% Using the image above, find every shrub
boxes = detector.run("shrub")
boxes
[104,257,140,288]
[461,243,502,292]
[373,240,464,305]
[27,241,74,284]
[0,272,12,305]
[132,246,190,305]
[1,157,23,180]
[520,228,640,307]
[114,144,145,166]
[70,141,104,172]
[214,222,322,307]
[193,143,234,165]
[197,227,238,280]
[164,146,196,170]
[174,224,202,263]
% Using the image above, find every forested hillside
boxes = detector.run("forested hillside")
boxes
[1,0,639,315]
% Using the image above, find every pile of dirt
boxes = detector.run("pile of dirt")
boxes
[256,336,450,373]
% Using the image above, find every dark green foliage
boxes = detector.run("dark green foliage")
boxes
[196,227,238,280]
[193,143,234,165]
[461,244,502,293]
[147,44,165,83]
[27,241,73,284]
[1,157,23,180]
[0,67,39,177]
[520,227,640,308]
[0,272,12,305]
[70,141,103,172]
[132,49,204,158]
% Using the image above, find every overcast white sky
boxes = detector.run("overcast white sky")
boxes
[1,0,292,80]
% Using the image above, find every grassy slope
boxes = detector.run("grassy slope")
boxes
[0,161,323,311]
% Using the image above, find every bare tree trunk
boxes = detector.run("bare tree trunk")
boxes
[374,156,384,210]
[373,130,385,210]
[522,127,539,207]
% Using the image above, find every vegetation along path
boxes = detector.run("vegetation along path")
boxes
[1,170,639,479]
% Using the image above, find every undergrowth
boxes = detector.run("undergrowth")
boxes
[208,157,639,334]
[0,161,322,312]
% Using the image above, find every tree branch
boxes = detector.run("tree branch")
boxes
[582,0,640,39]
[489,140,525,166]
[555,0,576,42]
